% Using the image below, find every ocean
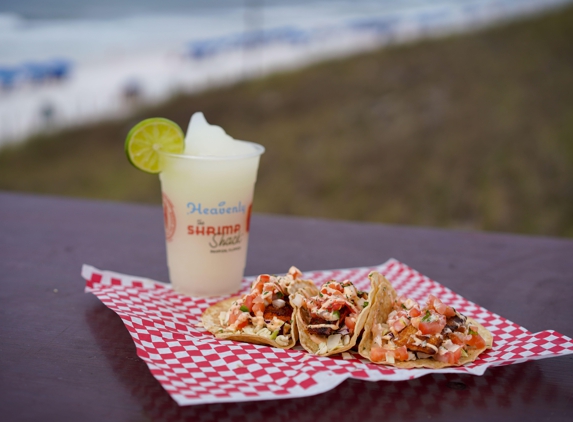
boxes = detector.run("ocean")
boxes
[0,0,479,64]
[0,0,569,145]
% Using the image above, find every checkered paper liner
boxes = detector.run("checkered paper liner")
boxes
[82,259,573,406]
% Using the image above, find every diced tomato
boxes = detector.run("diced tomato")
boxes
[345,316,356,332]
[262,283,279,298]
[419,321,444,335]
[392,318,408,333]
[322,282,343,294]
[444,306,456,317]
[418,313,446,335]
[427,295,438,310]
[370,345,408,363]
[235,319,248,330]
[409,308,421,317]
[228,311,239,325]
[252,278,266,293]
[449,334,465,346]
[429,295,447,315]
[370,346,388,363]
[244,295,254,312]
[428,294,456,317]
[288,267,302,279]
[252,302,265,315]
[434,347,462,364]
[394,346,409,361]
[328,298,347,311]
[322,288,343,298]
[466,333,486,349]
[434,301,447,315]
[428,294,445,311]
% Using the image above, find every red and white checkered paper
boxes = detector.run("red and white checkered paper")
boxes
[82,259,573,406]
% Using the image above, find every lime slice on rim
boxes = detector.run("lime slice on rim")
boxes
[125,118,184,173]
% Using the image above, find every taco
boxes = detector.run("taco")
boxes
[202,266,319,349]
[359,272,493,368]
[294,274,380,356]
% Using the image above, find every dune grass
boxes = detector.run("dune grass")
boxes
[1,6,573,237]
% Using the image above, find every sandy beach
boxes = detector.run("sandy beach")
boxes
[1,0,569,147]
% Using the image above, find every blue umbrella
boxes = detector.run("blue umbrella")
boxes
[0,67,20,89]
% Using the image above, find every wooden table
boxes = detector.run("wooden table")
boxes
[1,191,572,421]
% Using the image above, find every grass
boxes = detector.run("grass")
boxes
[1,6,573,237]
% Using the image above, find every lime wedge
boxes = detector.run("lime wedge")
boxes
[125,118,184,173]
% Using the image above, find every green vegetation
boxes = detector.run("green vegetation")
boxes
[1,7,573,237]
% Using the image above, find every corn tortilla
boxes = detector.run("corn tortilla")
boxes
[296,271,381,357]
[201,278,319,349]
[359,272,493,368]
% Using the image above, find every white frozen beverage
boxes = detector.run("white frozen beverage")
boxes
[159,113,264,297]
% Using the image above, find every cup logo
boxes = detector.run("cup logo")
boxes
[162,193,176,242]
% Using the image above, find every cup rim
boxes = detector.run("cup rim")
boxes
[159,140,265,161]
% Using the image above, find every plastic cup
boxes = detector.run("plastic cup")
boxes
[158,141,264,297]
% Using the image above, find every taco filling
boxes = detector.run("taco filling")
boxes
[296,279,371,355]
[203,266,318,349]
[369,294,489,365]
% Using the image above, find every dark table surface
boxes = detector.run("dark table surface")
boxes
[1,191,572,422]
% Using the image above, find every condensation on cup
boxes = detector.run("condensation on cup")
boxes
[158,113,264,297]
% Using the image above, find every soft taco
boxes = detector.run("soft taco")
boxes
[294,274,380,356]
[359,272,493,368]
[202,267,319,349]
